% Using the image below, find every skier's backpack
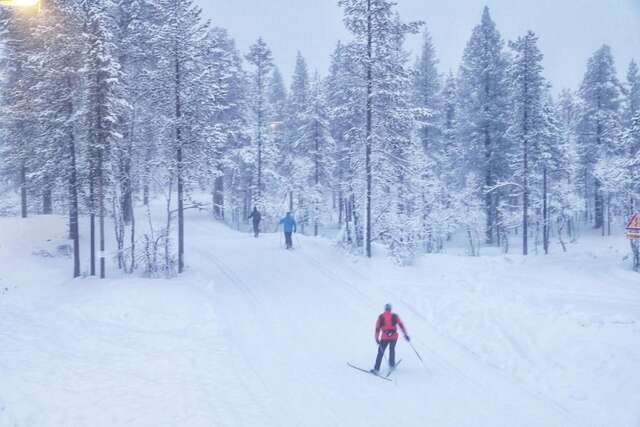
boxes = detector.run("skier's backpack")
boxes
[379,312,398,338]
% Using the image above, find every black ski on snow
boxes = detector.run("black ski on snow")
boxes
[347,363,392,381]
[385,359,402,377]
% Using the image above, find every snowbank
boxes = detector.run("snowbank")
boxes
[1,213,638,426]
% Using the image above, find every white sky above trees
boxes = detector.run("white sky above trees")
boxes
[198,0,640,92]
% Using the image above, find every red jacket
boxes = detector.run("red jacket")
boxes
[375,310,407,342]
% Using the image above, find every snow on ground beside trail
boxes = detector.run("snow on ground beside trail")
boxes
[1,211,639,427]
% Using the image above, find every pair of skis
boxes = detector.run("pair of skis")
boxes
[347,359,402,381]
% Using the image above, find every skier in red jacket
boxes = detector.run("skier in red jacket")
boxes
[371,303,410,374]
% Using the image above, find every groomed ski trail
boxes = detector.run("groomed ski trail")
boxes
[187,218,576,427]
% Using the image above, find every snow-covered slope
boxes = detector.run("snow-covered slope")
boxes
[1,213,639,426]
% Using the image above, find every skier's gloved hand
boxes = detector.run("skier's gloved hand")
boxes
[405,335,411,342]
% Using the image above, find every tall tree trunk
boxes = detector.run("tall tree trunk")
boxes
[484,130,494,244]
[129,208,136,273]
[594,119,604,230]
[42,184,53,215]
[98,151,106,279]
[594,178,604,231]
[543,165,549,255]
[121,154,133,224]
[213,173,224,219]
[177,146,184,273]
[364,0,373,258]
[607,193,612,236]
[314,119,320,237]
[256,67,264,206]
[89,168,96,276]
[257,122,262,204]
[522,141,528,256]
[20,161,27,218]
[522,55,529,256]
[584,169,589,223]
[143,147,151,206]
[338,190,344,227]
[175,52,184,274]
[69,131,80,278]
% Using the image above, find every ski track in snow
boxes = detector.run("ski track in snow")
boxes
[1,213,639,426]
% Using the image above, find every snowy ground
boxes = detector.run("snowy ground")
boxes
[1,211,639,426]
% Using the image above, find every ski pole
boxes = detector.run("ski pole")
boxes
[408,341,424,365]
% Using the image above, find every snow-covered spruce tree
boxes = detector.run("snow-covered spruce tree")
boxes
[296,71,335,237]
[338,0,421,258]
[281,52,310,232]
[0,7,40,219]
[29,0,87,277]
[440,71,458,163]
[457,6,511,245]
[325,41,366,247]
[245,38,275,215]
[506,31,547,255]
[420,70,469,253]
[83,0,122,279]
[576,45,623,234]
[110,0,161,273]
[413,37,460,255]
[624,60,640,128]
[284,52,310,228]
[413,25,441,152]
[374,15,425,264]
[622,60,640,214]
[555,89,583,242]
[267,66,290,224]
[268,67,287,127]
[537,94,572,254]
[155,0,209,274]
[203,27,248,226]
[629,113,640,270]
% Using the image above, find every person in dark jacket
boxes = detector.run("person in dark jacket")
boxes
[371,303,409,374]
[248,207,262,237]
[278,212,297,249]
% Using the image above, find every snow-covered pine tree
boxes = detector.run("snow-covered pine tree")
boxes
[622,60,640,214]
[325,41,365,246]
[268,67,287,125]
[284,52,310,224]
[204,27,248,225]
[111,0,160,273]
[538,94,571,254]
[413,25,441,152]
[297,70,335,237]
[629,112,640,270]
[457,6,511,245]
[268,67,289,218]
[30,0,87,277]
[338,0,421,257]
[245,38,275,215]
[83,0,122,278]
[624,60,640,127]
[440,71,458,163]
[0,7,39,219]
[555,89,583,241]
[155,0,209,274]
[507,31,547,255]
[576,45,623,233]
[375,15,423,263]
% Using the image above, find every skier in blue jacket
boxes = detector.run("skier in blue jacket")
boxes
[279,212,297,249]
